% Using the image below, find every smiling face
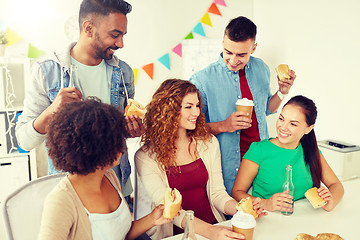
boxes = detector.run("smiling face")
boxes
[178,92,201,132]
[90,12,128,60]
[222,35,257,72]
[276,104,314,149]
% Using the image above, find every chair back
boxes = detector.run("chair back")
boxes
[1,173,66,240]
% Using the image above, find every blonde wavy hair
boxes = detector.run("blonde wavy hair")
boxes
[141,79,211,172]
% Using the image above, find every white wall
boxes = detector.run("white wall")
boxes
[254,0,360,145]
[2,0,359,146]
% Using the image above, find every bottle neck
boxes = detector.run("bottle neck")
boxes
[183,211,197,240]
[284,165,293,183]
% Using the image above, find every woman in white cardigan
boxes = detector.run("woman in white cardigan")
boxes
[135,79,264,240]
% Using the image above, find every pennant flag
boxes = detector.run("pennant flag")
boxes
[142,63,154,80]
[214,0,227,7]
[158,53,170,70]
[193,23,206,37]
[172,43,182,57]
[201,13,212,27]
[28,43,46,59]
[208,3,222,16]
[185,32,194,39]
[6,28,23,46]
[133,68,138,85]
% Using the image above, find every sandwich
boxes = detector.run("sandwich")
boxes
[124,99,146,118]
[305,187,327,208]
[294,233,343,240]
[235,197,258,219]
[294,233,316,240]
[315,233,344,240]
[275,64,290,80]
[163,188,182,219]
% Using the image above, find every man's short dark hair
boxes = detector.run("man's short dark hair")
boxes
[224,16,257,42]
[79,0,132,28]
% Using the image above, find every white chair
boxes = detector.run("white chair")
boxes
[1,173,66,240]
[133,169,152,221]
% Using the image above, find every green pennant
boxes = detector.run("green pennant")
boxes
[28,43,46,59]
[185,32,194,39]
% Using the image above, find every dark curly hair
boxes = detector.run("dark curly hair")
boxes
[141,79,211,172]
[46,97,128,175]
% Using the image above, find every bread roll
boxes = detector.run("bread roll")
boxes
[315,233,344,240]
[275,64,290,80]
[124,99,146,118]
[294,233,344,240]
[305,187,327,208]
[294,233,316,240]
[235,197,258,219]
[163,188,182,219]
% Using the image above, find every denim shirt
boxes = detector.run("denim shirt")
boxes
[16,43,134,187]
[190,54,274,194]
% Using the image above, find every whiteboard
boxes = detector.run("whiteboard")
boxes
[182,38,223,79]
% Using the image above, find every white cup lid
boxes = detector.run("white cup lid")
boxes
[231,211,256,229]
[236,98,254,106]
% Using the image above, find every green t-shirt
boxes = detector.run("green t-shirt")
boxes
[243,139,313,200]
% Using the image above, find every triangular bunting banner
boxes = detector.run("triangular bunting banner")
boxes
[214,0,227,7]
[158,53,170,70]
[6,28,23,46]
[142,63,154,80]
[133,68,138,85]
[172,43,182,57]
[185,32,194,39]
[201,13,212,27]
[208,3,222,16]
[193,23,206,37]
[28,43,46,59]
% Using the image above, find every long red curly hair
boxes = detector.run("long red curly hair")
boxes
[141,79,211,172]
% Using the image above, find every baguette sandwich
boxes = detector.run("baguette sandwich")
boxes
[294,233,343,240]
[124,99,146,118]
[163,188,182,219]
[275,64,290,80]
[235,197,258,219]
[305,187,327,208]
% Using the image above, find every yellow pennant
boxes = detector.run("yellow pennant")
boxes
[201,12,212,27]
[6,28,23,46]
[133,68,139,85]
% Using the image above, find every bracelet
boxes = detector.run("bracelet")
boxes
[277,90,287,101]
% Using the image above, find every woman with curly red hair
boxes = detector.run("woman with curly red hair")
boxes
[135,79,264,240]
[39,98,172,240]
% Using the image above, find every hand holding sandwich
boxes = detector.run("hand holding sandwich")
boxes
[276,64,296,95]
[126,204,174,240]
[317,187,335,211]
[124,99,146,137]
[125,115,145,138]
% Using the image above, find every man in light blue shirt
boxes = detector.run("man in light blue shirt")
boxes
[190,16,296,194]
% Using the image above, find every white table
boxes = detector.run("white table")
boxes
[164,178,359,239]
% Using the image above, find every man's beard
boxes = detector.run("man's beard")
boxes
[92,33,113,60]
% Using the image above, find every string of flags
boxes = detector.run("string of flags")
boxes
[136,0,227,83]
[0,0,227,82]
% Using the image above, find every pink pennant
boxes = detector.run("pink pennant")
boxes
[172,43,182,57]
[214,0,227,7]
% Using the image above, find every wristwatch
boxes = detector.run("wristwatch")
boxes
[277,90,287,101]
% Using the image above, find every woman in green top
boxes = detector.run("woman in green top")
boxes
[231,95,344,212]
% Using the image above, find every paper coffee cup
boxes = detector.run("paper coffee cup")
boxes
[231,212,256,240]
[236,98,254,119]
